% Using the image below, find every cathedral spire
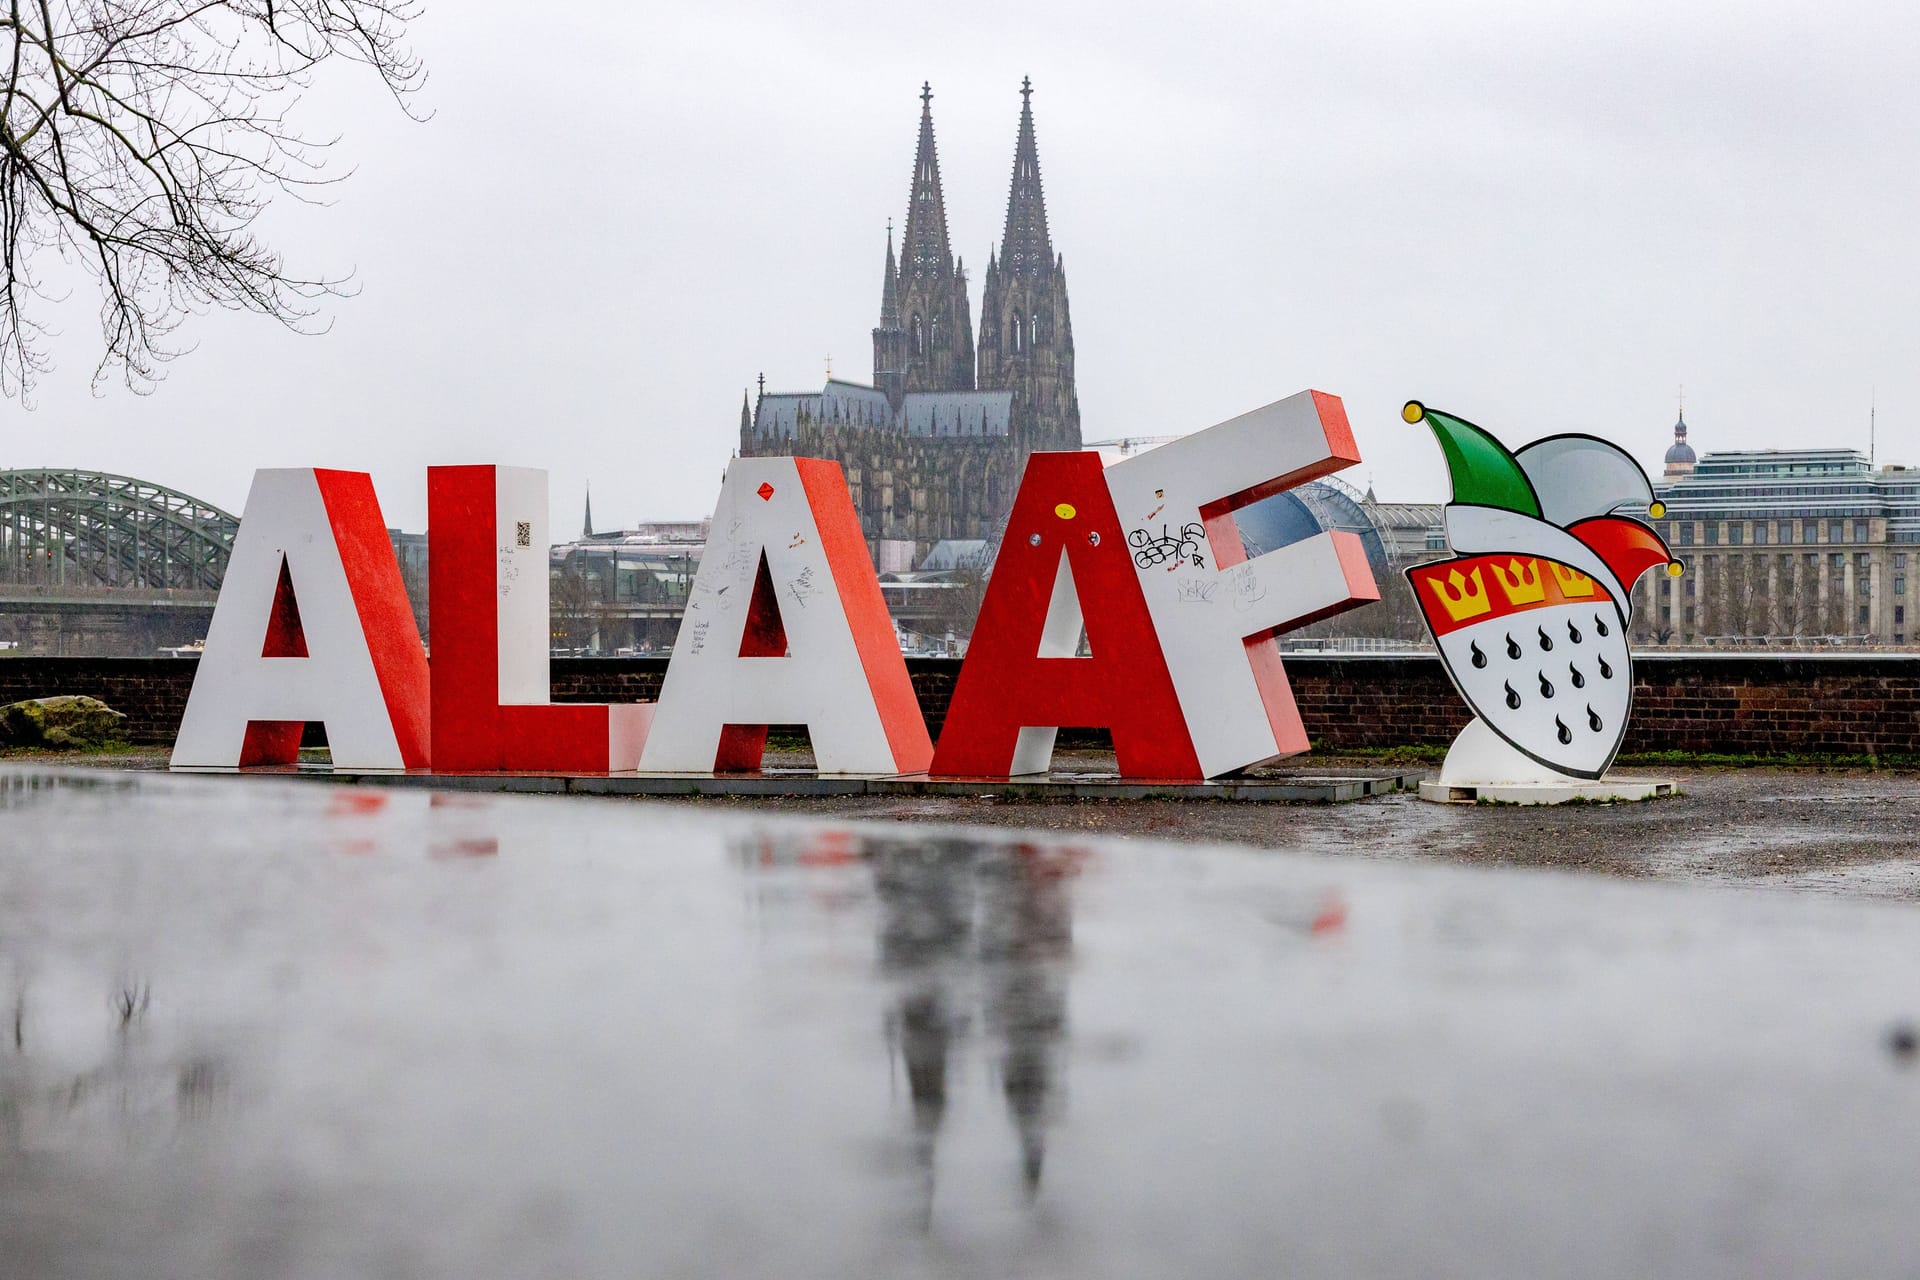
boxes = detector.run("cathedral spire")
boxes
[879,219,901,328]
[582,484,594,539]
[998,76,1053,281]
[977,76,1078,451]
[900,82,953,282]
[890,81,973,395]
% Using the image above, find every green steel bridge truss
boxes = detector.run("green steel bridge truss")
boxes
[0,470,238,592]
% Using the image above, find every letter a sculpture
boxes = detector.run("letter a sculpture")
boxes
[1404,401,1682,803]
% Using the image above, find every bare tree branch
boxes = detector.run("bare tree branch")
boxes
[0,0,425,401]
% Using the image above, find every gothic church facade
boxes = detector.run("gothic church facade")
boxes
[738,81,1082,558]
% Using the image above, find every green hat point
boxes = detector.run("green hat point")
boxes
[1405,401,1541,519]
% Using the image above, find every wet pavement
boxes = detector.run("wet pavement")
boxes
[5,765,1920,1277]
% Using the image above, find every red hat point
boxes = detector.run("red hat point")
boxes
[1566,516,1674,593]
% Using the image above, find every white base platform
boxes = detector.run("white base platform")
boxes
[1419,716,1676,804]
[1419,777,1675,805]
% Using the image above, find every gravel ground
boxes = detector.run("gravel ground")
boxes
[692,756,1920,900]
[26,748,1920,900]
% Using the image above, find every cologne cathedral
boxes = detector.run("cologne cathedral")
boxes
[738,81,1082,560]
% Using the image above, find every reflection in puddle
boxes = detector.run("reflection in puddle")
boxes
[0,779,516,1161]
[0,769,139,811]
[11,767,1920,1275]
[741,828,1084,1219]
[0,973,239,1157]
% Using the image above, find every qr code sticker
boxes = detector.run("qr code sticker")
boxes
[515,521,531,548]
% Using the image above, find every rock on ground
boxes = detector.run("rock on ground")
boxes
[0,696,129,749]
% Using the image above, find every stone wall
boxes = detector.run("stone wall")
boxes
[7,654,1920,760]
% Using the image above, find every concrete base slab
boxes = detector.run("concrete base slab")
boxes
[1419,776,1676,805]
[191,766,1421,803]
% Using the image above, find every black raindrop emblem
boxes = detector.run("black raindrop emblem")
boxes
[1505,633,1522,661]
[1536,625,1553,652]
[1555,716,1573,746]
[1537,670,1555,698]
[1504,680,1522,709]
[1594,614,1610,638]
[1598,655,1614,680]
[1569,663,1585,689]
[1586,704,1604,733]
[1567,619,1582,644]
[1470,640,1488,669]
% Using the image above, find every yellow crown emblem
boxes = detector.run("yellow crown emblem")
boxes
[1549,562,1596,598]
[1423,566,1492,622]
[1489,558,1546,606]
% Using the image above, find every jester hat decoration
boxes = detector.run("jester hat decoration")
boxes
[1404,401,1681,780]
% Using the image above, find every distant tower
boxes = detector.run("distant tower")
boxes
[1663,404,1697,479]
[893,83,975,397]
[872,221,908,408]
[977,78,1081,453]
[582,484,594,538]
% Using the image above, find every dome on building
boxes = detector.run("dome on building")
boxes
[1663,410,1697,477]
[1664,413,1696,466]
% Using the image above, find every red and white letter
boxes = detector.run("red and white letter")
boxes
[639,458,931,774]
[172,469,430,769]
[1102,390,1378,777]
[930,451,1201,779]
[428,466,651,772]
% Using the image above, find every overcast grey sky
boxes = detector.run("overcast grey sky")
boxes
[7,0,1918,531]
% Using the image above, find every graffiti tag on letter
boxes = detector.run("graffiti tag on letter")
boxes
[1129,522,1207,572]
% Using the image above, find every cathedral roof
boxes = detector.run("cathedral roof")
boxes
[752,381,892,436]
[750,379,1010,440]
[901,391,1011,437]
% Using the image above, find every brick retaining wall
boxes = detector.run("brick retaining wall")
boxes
[6,654,1920,759]
[0,658,204,745]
